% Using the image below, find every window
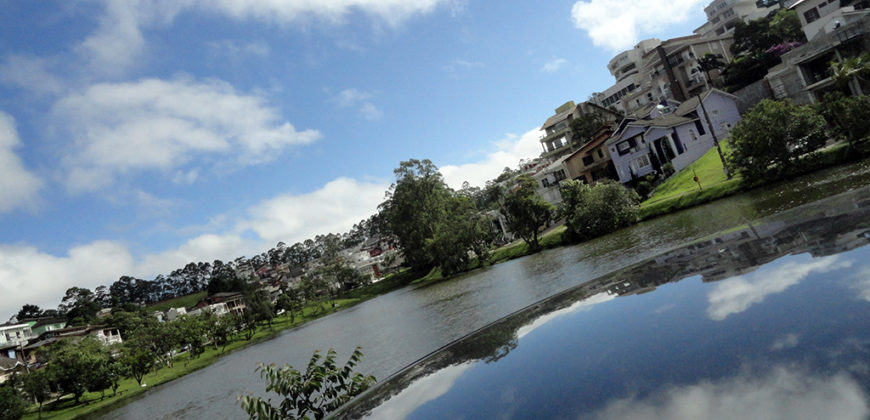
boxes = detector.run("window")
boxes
[617,142,631,154]
[631,155,651,170]
[804,8,820,24]
[583,155,595,166]
[598,149,604,158]
[694,119,706,135]
[554,169,567,181]
[542,178,550,188]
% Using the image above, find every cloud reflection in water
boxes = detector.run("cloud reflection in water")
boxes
[706,256,851,321]
[589,367,870,420]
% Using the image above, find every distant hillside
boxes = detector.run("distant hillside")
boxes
[147,291,207,313]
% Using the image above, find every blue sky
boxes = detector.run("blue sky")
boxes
[0,0,711,318]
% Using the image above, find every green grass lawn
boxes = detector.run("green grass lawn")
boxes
[22,298,361,420]
[147,291,207,313]
[639,144,744,220]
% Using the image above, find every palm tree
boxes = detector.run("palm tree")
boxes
[831,53,870,94]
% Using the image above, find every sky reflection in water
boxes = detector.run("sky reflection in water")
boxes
[341,187,870,419]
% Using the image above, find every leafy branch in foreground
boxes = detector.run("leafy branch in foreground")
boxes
[240,346,376,420]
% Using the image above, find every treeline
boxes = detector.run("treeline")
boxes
[0,283,329,419]
[11,220,381,324]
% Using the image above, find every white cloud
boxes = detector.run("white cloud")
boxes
[78,0,449,74]
[439,128,544,189]
[443,58,485,72]
[850,266,870,302]
[208,40,271,58]
[239,177,387,246]
[591,367,870,420]
[541,58,567,72]
[331,88,383,120]
[571,0,705,51]
[53,76,321,192]
[706,256,851,321]
[0,241,135,317]
[0,55,65,95]
[0,111,43,214]
[369,363,473,419]
[0,176,388,318]
[770,333,800,351]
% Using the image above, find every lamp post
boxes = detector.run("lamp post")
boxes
[697,92,731,179]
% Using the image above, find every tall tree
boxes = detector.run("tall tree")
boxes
[379,159,453,271]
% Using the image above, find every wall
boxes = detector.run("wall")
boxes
[731,79,773,113]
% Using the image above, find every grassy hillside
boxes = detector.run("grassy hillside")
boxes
[147,291,207,312]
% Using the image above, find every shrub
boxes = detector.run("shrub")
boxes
[727,99,827,181]
[635,181,653,199]
[240,347,376,420]
[559,180,639,243]
[816,92,870,152]
[661,162,675,176]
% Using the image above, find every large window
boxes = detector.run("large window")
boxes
[804,8,820,24]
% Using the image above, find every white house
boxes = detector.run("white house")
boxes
[606,89,741,184]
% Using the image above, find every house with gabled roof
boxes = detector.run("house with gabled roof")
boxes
[605,89,740,184]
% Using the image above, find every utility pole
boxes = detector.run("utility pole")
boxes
[698,92,731,179]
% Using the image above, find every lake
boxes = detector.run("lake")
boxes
[103,160,870,419]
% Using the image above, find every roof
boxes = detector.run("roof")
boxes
[673,89,739,116]
[644,115,695,128]
[541,105,577,130]
[0,356,23,371]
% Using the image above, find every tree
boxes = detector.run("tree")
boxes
[503,175,555,251]
[379,159,453,271]
[46,337,111,403]
[569,112,608,147]
[0,381,27,420]
[22,369,52,418]
[697,53,725,88]
[816,92,870,152]
[769,9,804,44]
[277,288,304,324]
[16,304,42,321]
[831,53,870,91]
[239,347,376,420]
[424,195,494,275]
[727,99,828,180]
[119,337,156,386]
[559,180,639,243]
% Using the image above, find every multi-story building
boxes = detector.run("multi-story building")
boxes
[695,0,783,38]
[594,35,735,115]
[538,101,618,157]
[766,3,870,103]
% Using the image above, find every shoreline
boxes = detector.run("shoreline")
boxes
[30,154,870,420]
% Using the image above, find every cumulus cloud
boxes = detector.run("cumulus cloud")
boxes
[591,367,870,420]
[53,76,321,192]
[0,176,388,318]
[706,256,851,321]
[439,128,544,189]
[541,58,567,72]
[0,241,135,317]
[571,0,705,51]
[0,111,43,214]
[239,177,387,246]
